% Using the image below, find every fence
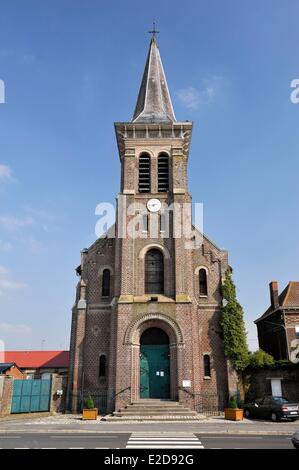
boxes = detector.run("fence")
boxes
[69,388,227,416]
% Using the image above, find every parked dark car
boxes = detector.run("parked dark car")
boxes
[243,396,299,422]
[291,430,299,449]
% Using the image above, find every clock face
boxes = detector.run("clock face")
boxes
[147,198,161,213]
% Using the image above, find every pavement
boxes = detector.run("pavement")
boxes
[0,413,298,437]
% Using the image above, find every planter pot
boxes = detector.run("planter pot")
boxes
[82,408,98,420]
[224,408,244,421]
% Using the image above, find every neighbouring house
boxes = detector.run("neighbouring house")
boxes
[3,351,69,379]
[0,363,23,379]
[255,281,299,360]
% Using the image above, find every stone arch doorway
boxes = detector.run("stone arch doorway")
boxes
[126,315,182,402]
[140,328,170,399]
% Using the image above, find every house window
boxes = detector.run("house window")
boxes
[199,268,208,296]
[145,249,164,294]
[99,355,106,377]
[203,355,211,377]
[158,153,169,192]
[138,153,151,193]
[296,324,299,340]
[102,269,111,297]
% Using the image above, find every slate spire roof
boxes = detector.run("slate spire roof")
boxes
[132,36,176,123]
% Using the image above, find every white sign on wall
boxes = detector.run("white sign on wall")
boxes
[182,380,191,388]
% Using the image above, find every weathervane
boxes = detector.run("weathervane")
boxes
[149,21,159,38]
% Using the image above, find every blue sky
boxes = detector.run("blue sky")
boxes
[0,0,298,351]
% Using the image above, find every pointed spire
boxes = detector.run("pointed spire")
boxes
[132,35,176,123]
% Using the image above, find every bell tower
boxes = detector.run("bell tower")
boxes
[114,34,194,302]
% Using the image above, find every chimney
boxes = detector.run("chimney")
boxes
[269,281,279,310]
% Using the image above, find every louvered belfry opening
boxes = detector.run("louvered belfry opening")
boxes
[138,153,151,193]
[158,153,169,192]
[145,249,164,294]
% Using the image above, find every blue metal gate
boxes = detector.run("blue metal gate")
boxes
[11,379,51,413]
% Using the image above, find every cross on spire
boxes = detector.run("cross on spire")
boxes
[148,21,159,38]
[132,25,176,122]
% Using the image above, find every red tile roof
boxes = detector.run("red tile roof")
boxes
[4,351,69,369]
[281,282,299,307]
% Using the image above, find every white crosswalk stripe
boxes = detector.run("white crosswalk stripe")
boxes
[126,433,204,449]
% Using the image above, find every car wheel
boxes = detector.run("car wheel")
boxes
[271,412,278,422]
[244,409,251,419]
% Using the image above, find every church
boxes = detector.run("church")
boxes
[67,34,234,415]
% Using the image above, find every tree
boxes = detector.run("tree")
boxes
[221,269,249,371]
[248,349,275,368]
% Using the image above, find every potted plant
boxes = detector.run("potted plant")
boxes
[224,395,244,421]
[82,395,98,420]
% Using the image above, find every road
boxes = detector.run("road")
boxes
[0,432,295,449]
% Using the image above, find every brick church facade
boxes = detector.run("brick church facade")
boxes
[67,35,233,413]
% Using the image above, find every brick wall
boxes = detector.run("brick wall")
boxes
[242,365,299,403]
[1,365,24,379]
[50,374,68,413]
[0,377,13,417]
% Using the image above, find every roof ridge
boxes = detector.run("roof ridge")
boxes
[281,282,292,306]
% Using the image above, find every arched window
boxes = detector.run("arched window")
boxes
[102,269,111,297]
[99,355,106,377]
[138,153,151,193]
[145,249,164,294]
[199,268,208,296]
[158,153,169,192]
[203,354,211,377]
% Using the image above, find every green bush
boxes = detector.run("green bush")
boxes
[84,395,95,409]
[228,396,238,409]
[248,349,275,368]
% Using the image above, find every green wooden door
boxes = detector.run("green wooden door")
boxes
[140,345,170,399]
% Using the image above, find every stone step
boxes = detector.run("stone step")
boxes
[122,405,191,411]
[127,405,184,408]
[131,400,179,403]
[113,410,198,416]
[104,415,204,422]
[110,399,201,421]
[130,401,181,407]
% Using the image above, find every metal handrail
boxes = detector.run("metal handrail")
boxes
[178,386,195,397]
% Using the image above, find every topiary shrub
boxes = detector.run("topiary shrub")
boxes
[228,395,238,409]
[84,395,95,409]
